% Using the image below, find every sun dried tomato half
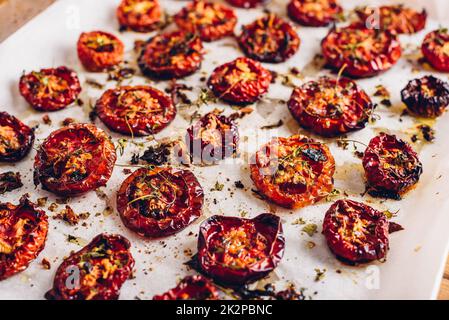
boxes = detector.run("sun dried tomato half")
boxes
[0,196,48,281]
[117,167,204,238]
[34,124,116,196]
[77,31,124,72]
[153,275,220,300]
[197,214,284,286]
[19,66,81,112]
[138,31,203,79]
[96,86,176,136]
[117,0,162,32]
[208,57,272,104]
[288,77,374,137]
[401,76,449,118]
[363,133,423,200]
[45,234,134,300]
[173,1,237,42]
[287,0,343,27]
[422,28,449,72]
[186,111,239,163]
[0,112,34,162]
[226,0,264,8]
[321,25,402,78]
[237,14,300,63]
[355,5,427,34]
[323,199,389,264]
[250,135,335,209]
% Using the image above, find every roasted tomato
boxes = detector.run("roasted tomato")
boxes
[45,234,134,300]
[117,0,162,32]
[34,124,116,196]
[422,28,449,72]
[208,57,272,104]
[77,31,124,72]
[355,5,427,34]
[321,25,402,78]
[226,0,264,8]
[323,199,389,264]
[153,275,219,300]
[117,167,204,238]
[237,14,300,63]
[197,214,284,286]
[363,133,423,200]
[250,135,335,209]
[138,31,203,79]
[287,0,343,27]
[186,111,239,163]
[96,86,176,136]
[0,112,34,162]
[288,77,374,137]
[19,66,81,112]
[173,1,237,42]
[401,76,449,118]
[0,196,48,281]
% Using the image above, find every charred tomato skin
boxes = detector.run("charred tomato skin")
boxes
[45,234,134,300]
[323,199,389,264]
[226,0,264,8]
[197,214,285,286]
[321,25,402,78]
[77,31,125,72]
[173,1,237,42]
[422,29,449,72]
[117,167,204,238]
[96,85,176,136]
[238,14,300,63]
[153,275,219,300]
[34,123,117,196]
[117,0,162,33]
[287,0,343,27]
[138,31,204,80]
[19,66,81,112]
[288,77,374,137]
[0,195,48,281]
[363,133,423,200]
[401,76,449,118]
[250,135,335,209]
[208,57,272,104]
[0,112,35,162]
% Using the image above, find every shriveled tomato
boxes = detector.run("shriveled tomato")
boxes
[237,14,300,63]
[208,57,272,104]
[117,0,162,32]
[401,75,449,118]
[288,77,374,137]
[363,133,423,200]
[117,167,204,238]
[0,112,34,162]
[287,0,342,27]
[226,0,264,8]
[0,195,48,281]
[19,66,81,112]
[321,24,402,78]
[250,135,335,209]
[355,5,427,34]
[197,214,284,286]
[153,275,219,300]
[323,199,389,264]
[138,31,203,79]
[186,111,239,164]
[45,234,134,300]
[34,124,116,196]
[422,28,449,72]
[96,86,176,136]
[77,31,124,72]
[173,1,237,42]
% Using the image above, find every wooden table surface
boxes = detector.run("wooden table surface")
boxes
[1,0,448,300]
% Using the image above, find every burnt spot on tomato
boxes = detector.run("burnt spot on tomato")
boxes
[363,133,423,200]
[226,0,264,8]
[153,275,220,300]
[117,0,162,33]
[0,112,35,162]
[288,0,343,27]
[422,28,449,72]
[45,234,134,300]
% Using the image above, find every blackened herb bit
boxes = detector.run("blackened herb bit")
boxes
[301,148,327,162]
[140,143,172,166]
[234,181,245,189]
[418,124,435,142]
[0,172,23,194]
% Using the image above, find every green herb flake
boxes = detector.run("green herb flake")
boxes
[211,181,224,192]
[302,224,318,237]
